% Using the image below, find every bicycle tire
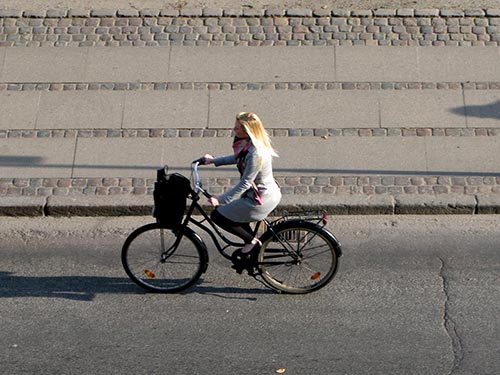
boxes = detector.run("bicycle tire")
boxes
[121,223,207,293]
[258,221,339,294]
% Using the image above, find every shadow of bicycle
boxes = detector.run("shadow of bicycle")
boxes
[0,272,141,301]
[0,272,273,301]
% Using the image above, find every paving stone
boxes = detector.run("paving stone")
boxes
[415,9,439,17]
[117,9,139,17]
[313,9,331,17]
[441,10,465,17]
[374,9,397,17]
[286,9,313,17]
[46,9,67,18]
[180,9,203,17]
[90,9,116,17]
[0,10,22,17]
[351,10,372,17]
[140,9,160,17]
[203,8,223,17]
[397,9,414,17]
[465,9,486,17]
[243,9,264,17]
[487,9,500,16]
[23,10,46,18]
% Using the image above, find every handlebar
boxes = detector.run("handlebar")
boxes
[192,157,207,165]
[192,161,212,199]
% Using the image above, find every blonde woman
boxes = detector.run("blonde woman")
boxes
[200,112,281,258]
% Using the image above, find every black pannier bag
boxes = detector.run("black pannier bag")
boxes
[152,168,191,228]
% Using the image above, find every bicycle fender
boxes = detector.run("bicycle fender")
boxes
[262,219,342,258]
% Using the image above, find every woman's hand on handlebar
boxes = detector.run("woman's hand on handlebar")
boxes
[208,195,220,207]
[202,154,214,165]
[193,154,214,165]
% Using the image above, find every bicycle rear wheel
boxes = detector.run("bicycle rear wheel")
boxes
[258,221,339,294]
[121,223,206,293]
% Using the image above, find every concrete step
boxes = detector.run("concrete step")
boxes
[2,87,500,131]
[2,134,500,178]
[1,47,500,83]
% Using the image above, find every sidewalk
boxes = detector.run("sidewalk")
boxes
[1,44,500,216]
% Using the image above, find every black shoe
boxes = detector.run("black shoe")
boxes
[231,249,245,274]
[231,249,257,275]
[241,243,261,259]
[231,264,245,274]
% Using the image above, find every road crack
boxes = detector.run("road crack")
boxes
[438,256,464,374]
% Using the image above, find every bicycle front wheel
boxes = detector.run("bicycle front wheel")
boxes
[258,221,339,294]
[121,223,206,293]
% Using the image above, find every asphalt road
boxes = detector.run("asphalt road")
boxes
[1,215,499,374]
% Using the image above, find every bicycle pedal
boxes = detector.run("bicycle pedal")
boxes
[231,263,245,275]
[246,267,258,277]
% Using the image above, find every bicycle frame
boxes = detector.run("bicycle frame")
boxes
[176,162,267,261]
[185,197,242,261]
[181,162,334,262]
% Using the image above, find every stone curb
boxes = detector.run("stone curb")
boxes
[2,127,500,139]
[2,194,499,216]
[0,196,46,216]
[1,8,500,18]
[393,195,477,214]
[3,82,500,92]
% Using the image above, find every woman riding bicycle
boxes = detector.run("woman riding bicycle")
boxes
[122,112,340,293]
[200,112,281,258]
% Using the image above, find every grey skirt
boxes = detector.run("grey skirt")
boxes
[217,183,281,223]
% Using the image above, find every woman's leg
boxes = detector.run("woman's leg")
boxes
[211,208,254,244]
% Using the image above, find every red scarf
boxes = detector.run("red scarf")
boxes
[232,137,252,175]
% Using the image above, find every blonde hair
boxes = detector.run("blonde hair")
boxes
[236,112,279,165]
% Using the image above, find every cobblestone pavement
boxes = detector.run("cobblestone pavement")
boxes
[2,9,500,46]
[2,172,500,200]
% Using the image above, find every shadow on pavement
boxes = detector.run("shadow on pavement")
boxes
[0,272,272,300]
[2,155,500,177]
[0,156,43,165]
[189,282,275,300]
[0,272,141,301]
[451,99,500,120]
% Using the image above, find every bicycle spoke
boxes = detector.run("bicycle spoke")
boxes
[122,224,205,293]
[259,223,339,294]
[300,247,332,261]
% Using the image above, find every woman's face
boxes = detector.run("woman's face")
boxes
[233,121,248,138]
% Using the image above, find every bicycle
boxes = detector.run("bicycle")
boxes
[121,161,342,294]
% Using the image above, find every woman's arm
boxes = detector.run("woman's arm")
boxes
[200,154,236,166]
[218,148,260,204]
[213,154,236,166]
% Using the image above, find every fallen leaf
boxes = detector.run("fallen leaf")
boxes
[321,135,329,139]
[276,369,286,374]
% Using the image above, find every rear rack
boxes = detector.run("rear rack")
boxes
[271,210,328,226]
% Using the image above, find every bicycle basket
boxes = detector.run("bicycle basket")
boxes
[152,168,191,228]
